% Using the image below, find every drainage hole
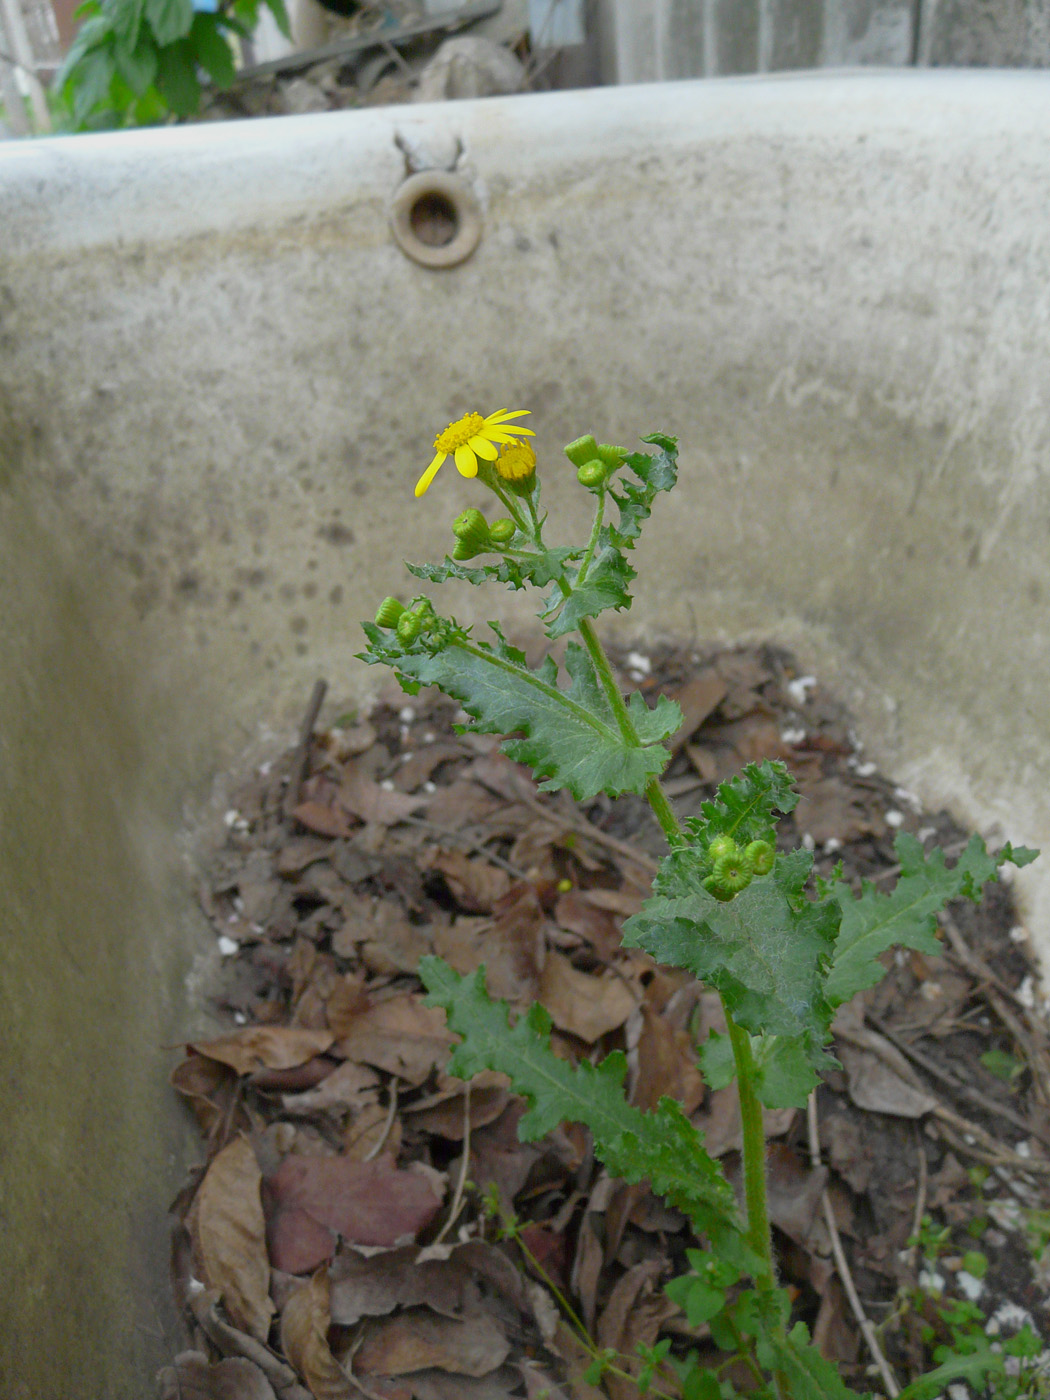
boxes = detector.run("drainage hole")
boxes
[409,191,459,247]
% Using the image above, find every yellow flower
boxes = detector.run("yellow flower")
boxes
[415,409,533,498]
[495,440,536,483]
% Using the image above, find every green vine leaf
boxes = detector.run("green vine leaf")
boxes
[540,434,678,638]
[826,832,1039,1007]
[359,621,680,801]
[421,959,753,1258]
[622,853,839,1069]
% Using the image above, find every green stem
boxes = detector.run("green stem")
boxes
[575,490,605,585]
[725,1015,776,1290]
[576,616,637,748]
[568,617,778,1297]
[489,480,529,535]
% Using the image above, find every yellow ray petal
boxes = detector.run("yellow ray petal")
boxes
[470,436,499,460]
[415,452,446,497]
[487,409,531,423]
[454,444,479,476]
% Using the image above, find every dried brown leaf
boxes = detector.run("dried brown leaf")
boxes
[280,1269,354,1400]
[339,765,429,826]
[291,801,355,839]
[280,1061,380,1116]
[192,1027,334,1077]
[426,847,511,913]
[668,670,727,751]
[195,1136,274,1343]
[334,995,453,1085]
[631,1004,705,1115]
[266,1153,443,1272]
[328,1244,468,1326]
[156,1351,277,1400]
[538,951,636,1043]
[354,1302,511,1378]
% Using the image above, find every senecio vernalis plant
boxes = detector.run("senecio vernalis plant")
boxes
[359,409,1038,1400]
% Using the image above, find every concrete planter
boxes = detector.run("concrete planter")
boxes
[1,71,1048,1397]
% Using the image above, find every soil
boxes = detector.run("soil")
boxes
[161,642,1050,1400]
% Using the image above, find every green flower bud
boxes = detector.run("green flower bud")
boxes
[452,508,491,551]
[396,610,423,643]
[489,518,516,545]
[703,874,736,903]
[597,444,627,468]
[707,834,740,864]
[745,839,775,876]
[452,538,483,560]
[712,850,753,897]
[374,596,406,629]
[577,460,607,490]
[564,434,599,468]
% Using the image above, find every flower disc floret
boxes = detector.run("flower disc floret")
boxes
[415,409,533,498]
[495,441,536,483]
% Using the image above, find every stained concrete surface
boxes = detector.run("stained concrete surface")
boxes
[1,71,1048,1396]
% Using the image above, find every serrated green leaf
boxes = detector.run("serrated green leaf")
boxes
[683,761,799,851]
[607,435,679,548]
[698,1030,736,1090]
[826,832,1036,1007]
[359,621,679,801]
[154,35,198,111]
[144,0,192,45]
[895,1342,1004,1400]
[766,1322,871,1400]
[190,13,235,87]
[542,545,635,639]
[752,1034,822,1109]
[664,1274,727,1326]
[421,959,748,1251]
[539,435,678,638]
[407,547,577,592]
[622,852,839,1063]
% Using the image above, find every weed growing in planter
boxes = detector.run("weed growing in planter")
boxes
[359,412,1039,1400]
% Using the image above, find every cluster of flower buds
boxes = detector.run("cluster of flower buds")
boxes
[373,596,435,644]
[450,509,517,561]
[702,834,776,901]
[563,436,628,491]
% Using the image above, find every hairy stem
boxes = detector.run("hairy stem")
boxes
[569,619,778,1294]
[575,490,605,585]
[726,1016,776,1289]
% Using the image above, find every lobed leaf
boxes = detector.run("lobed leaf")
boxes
[825,832,1038,1007]
[359,621,680,801]
[407,547,579,593]
[622,850,839,1069]
[421,959,748,1252]
[682,761,799,852]
[540,435,678,638]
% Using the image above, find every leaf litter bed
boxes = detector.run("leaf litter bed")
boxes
[164,643,1050,1400]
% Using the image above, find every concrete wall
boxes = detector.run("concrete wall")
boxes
[599,0,1050,82]
[1,71,1049,1395]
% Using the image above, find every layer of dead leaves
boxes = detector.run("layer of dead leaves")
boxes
[164,644,1050,1399]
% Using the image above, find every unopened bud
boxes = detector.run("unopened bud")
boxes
[489,518,516,545]
[564,435,599,467]
[577,460,607,490]
[374,596,406,629]
[452,508,491,551]
[745,840,775,875]
[396,611,423,643]
[597,444,628,468]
